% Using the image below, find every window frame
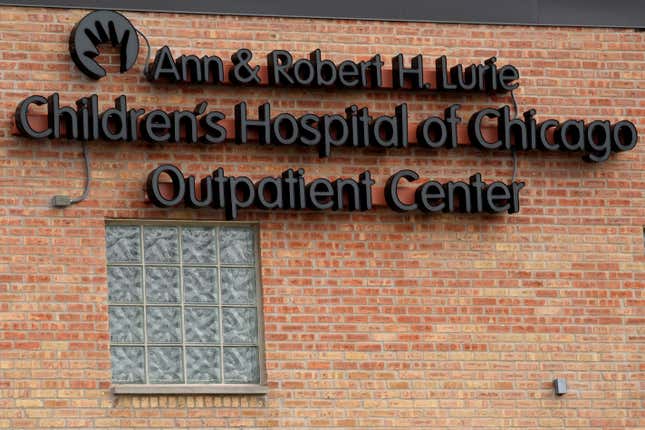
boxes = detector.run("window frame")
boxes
[105,219,267,395]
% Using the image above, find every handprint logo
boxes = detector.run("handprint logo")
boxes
[69,10,140,80]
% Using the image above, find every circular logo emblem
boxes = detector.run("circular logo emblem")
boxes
[69,10,140,80]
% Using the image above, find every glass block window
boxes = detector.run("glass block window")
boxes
[106,222,263,387]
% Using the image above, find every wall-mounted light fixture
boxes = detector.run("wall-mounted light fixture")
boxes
[553,378,567,396]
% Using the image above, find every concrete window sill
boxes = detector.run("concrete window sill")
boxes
[111,384,269,395]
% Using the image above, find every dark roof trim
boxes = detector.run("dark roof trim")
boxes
[0,0,643,29]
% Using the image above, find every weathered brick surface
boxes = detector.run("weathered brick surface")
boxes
[0,6,643,429]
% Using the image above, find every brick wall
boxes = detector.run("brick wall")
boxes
[0,6,643,429]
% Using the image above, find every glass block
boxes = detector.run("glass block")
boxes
[106,225,140,263]
[221,268,256,305]
[144,226,178,263]
[182,227,217,264]
[148,347,183,383]
[219,227,254,265]
[109,306,143,343]
[223,308,257,344]
[146,307,181,343]
[223,347,259,384]
[186,347,220,383]
[183,267,218,303]
[111,346,145,383]
[145,267,180,303]
[184,307,219,343]
[108,266,142,303]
